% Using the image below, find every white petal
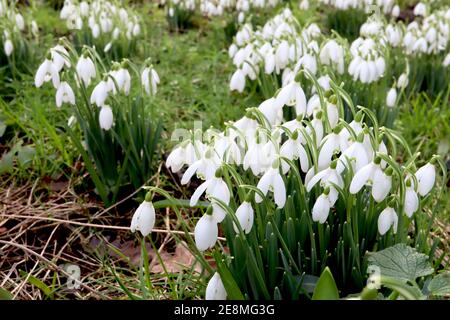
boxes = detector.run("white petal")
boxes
[350,163,375,194]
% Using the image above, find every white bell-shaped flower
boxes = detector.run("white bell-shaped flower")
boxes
[205,272,227,300]
[378,206,398,235]
[415,162,436,196]
[190,174,231,223]
[386,87,397,108]
[4,39,13,56]
[55,82,75,108]
[280,131,309,174]
[195,213,218,251]
[181,149,220,184]
[141,67,159,95]
[76,55,96,87]
[230,69,246,93]
[233,201,254,234]
[274,81,307,116]
[130,200,155,237]
[99,105,113,130]
[35,59,60,88]
[404,180,419,218]
[312,191,332,224]
[90,80,109,106]
[255,162,286,208]
[50,45,71,72]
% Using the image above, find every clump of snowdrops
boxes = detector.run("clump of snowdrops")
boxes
[59,0,142,58]
[0,0,39,80]
[318,0,400,40]
[228,8,406,126]
[34,39,161,205]
[130,73,446,299]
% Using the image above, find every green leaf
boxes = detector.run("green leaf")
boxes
[213,251,245,300]
[312,267,340,300]
[427,272,450,297]
[0,288,13,300]
[0,151,15,174]
[19,270,53,299]
[17,146,36,167]
[0,120,6,137]
[367,244,434,282]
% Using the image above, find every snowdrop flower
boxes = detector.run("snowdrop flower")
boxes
[92,23,100,38]
[190,173,231,223]
[67,115,77,127]
[90,80,109,106]
[274,81,307,116]
[51,45,71,72]
[4,39,13,56]
[104,42,112,53]
[318,128,345,169]
[141,66,160,95]
[391,5,400,17]
[35,58,60,88]
[205,272,227,300]
[320,40,344,74]
[337,136,370,173]
[312,189,332,224]
[166,141,196,173]
[299,0,309,10]
[55,82,76,107]
[258,98,283,126]
[404,179,419,218]
[15,13,25,30]
[275,40,289,70]
[130,200,155,237]
[350,158,393,202]
[243,140,269,175]
[415,162,436,196]
[181,149,220,184]
[228,44,238,58]
[386,87,397,108]
[31,20,39,36]
[280,131,309,174]
[306,161,343,205]
[99,105,113,130]
[414,3,427,17]
[108,67,131,95]
[233,201,254,234]
[378,206,398,235]
[443,53,450,67]
[255,162,286,208]
[230,69,246,93]
[76,55,96,86]
[397,73,409,89]
[195,212,218,251]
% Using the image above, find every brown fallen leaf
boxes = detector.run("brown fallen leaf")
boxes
[150,241,201,274]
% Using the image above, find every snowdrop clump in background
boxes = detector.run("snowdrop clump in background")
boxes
[34,40,159,131]
[0,0,38,58]
[59,0,142,52]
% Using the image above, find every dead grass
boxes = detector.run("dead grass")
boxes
[0,176,208,300]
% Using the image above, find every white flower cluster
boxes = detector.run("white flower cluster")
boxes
[167,0,196,17]
[229,8,392,93]
[34,43,159,130]
[165,79,436,255]
[0,0,38,57]
[359,7,450,55]
[166,0,279,19]
[228,8,325,92]
[318,0,401,17]
[60,0,141,52]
